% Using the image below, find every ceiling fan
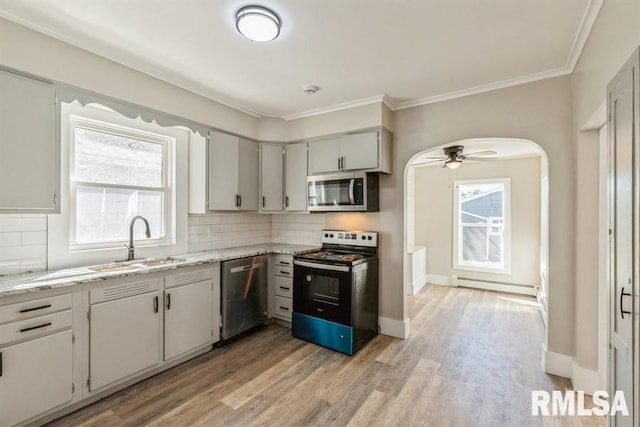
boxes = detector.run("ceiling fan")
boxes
[414,145,498,169]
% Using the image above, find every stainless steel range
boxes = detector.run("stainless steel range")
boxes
[292,230,379,355]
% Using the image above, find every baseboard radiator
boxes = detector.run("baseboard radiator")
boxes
[451,276,538,297]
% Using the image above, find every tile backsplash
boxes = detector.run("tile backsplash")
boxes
[0,213,327,275]
[0,215,47,275]
[270,213,325,246]
[188,213,326,252]
[188,214,271,252]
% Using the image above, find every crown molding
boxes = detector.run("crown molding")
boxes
[281,94,388,121]
[0,10,264,119]
[565,0,603,71]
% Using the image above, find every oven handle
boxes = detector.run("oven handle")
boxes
[349,179,355,205]
[294,260,350,272]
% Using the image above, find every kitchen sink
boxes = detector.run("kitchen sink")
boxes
[89,257,187,273]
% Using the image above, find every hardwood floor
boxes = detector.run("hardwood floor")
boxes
[47,285,605,426]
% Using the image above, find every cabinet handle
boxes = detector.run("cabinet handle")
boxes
[235,194,239,207]
[285,196,289,208]
[0,352,2,377]
[19,304,52,313]
[166,293,171,311]
[279,306,290,311]
[279,286,290,291]
[279,270,290,275]
[341,156,345,170]
[154,296,159,313]
[620,287,632,319]
[262,196,266,208]
[19,322,52,333]
[239,195,242,207]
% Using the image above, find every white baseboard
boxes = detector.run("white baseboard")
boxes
[409,274,427,295]
[426,273,451,286]
[379,316,410,339]
[542,346,599,395]
[543,346,573,377]
[452,277,537,297]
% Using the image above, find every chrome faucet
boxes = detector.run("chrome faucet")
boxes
[125,215,151,261]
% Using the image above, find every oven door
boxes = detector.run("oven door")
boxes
[293,260,353,325]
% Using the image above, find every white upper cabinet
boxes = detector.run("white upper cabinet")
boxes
[207,130,258,211]
[284,142,308,211]
[308,137,341,174]
[259,143,284,212]
[307,129,392,175]
[0,70,59,213]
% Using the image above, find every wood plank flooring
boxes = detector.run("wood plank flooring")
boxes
[47,285,605,426]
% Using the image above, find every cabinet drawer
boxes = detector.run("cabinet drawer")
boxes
[165,266,215,289]
[274,296,292,321]
[0,309,72,346]
[0,293,71,325]
[274,276,293,298]
[90,277,159,304]
[274,266,292,278]
[273,255,293,268]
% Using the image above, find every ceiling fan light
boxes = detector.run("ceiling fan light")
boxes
[445,158,462,169]
[236,5,281,42]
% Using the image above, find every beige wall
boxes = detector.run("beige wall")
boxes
[414,156,542,286]
[0,17,259,139]
[568,0,640,373]
[326,77,575,352]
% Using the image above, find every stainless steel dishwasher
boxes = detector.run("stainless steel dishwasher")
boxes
[221,255,268,340]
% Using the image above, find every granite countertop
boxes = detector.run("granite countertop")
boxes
[0,243,320,298]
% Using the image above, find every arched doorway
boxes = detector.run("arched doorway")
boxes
[402,137,550,345]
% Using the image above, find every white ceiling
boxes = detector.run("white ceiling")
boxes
[0,0,598,119]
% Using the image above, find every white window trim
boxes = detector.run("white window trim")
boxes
[68,115,174,250]
[49,101,189,269]
[453,178,512,275]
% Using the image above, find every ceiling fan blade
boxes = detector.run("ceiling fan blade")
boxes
[463,150,497,157]
[464,156,498,161]
[412,159,446,166]
[420,156,447,160]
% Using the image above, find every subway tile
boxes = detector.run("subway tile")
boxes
[20,258,47,273]
[0,260,20,275]
[22,231,47,245]
[0,232,21,247]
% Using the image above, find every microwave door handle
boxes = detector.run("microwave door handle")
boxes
[349,179,355,205]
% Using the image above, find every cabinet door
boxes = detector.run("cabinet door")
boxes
[285,142,308,211]
[237,138,259,211]
[89,292,160,391]
[208,131,239,210]
[164,280,214,360]
[308,137,341,174]
[0,330,72,426]
[340,132,379,171]
[0,71,59,213]
[260,144,283,212]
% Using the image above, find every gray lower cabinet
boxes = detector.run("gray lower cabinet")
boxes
[270,254,293,322]
[89,279,161,391]
[164,265,219,361]
[0,293,73,426]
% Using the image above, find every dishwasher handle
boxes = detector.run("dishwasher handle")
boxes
[229,262,264,274]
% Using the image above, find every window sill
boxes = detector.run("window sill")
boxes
[453,263,511,275]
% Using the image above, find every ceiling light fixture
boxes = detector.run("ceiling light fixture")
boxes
[444,157,462,169]
[235,5,281,42]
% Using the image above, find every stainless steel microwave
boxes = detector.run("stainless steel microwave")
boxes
[307,172,379,212]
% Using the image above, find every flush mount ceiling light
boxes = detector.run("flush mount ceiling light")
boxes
[302,84,319,94]
[235,5,281,42]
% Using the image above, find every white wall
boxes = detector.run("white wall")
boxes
[414,156,541,286]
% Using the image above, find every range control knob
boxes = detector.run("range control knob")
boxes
[361,236,366,240]
[306,275,312,282]
[367,236,373,240]
[329,233,334,238]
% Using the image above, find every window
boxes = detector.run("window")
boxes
[453,178,511,274]
[69,116,173,250]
